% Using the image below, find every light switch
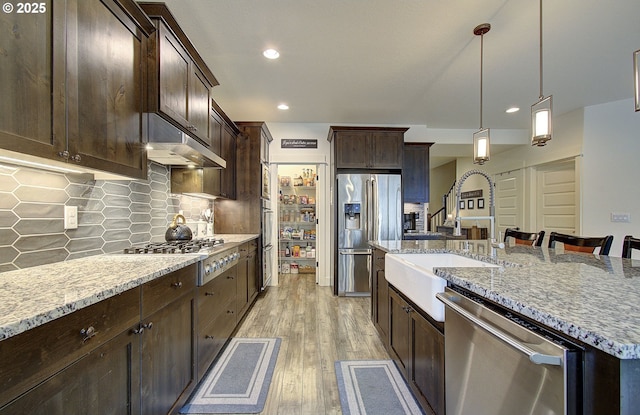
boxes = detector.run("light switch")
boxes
[610,212,631,223]
[64,205,78,229]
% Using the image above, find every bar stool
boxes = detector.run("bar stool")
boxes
[504,228,545,247]
[548,232,613,255]
[622,235,640,258]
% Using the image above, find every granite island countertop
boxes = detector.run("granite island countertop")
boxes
[0,233,259,342]
[371,239,640,359]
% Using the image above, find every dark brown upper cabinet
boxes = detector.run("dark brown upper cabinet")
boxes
[140,2,219,148]
[403,143,433,203]
[328,126,407,170]
[0,0,154,179]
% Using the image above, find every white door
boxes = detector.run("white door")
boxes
[495,170,524,239]
[535,160,577,239]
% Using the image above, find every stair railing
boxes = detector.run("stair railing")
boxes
[429,180,456,231]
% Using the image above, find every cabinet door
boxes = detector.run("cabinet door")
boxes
[219,124,237,199]
[375,268,389,341]
[209,107,224,155]
[189,65,212,145]
[0,0,65,159]
[141,294,195,415]
[371,132,403,169]
[247,247,258,302]
[66,0,148,178]
[410,310,445,415]
[157,22,190,128]
[335,131,370,168]
[0,327,141,415]
[403,143,431,203]
[260,130,270,163]
[388,288,410,372]
[236,252,249,317]
[196,268,236,379]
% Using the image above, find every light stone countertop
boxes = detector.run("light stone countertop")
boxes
[0,233,259,342]
[371,239,640,359]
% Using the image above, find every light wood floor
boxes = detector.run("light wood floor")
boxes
[230,272,390,415]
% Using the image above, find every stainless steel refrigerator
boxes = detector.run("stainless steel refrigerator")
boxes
[336,173,402,296]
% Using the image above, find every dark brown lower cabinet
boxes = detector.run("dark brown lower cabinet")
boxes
[197,266,237,381]
[0,255,264,415]
[0,327,140,415]
[141,293,195,415]
[140,264,197,415]
[389,286,445,415]
[371,248,389,345]
[236,240,259,319]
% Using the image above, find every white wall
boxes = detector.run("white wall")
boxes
[429,160,457,213]
[482,109,585,175]
[267,99,640,258]
[582,98,640,257]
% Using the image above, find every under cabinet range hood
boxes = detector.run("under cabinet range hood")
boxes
[146,113,226,168]
[171,167,220,200]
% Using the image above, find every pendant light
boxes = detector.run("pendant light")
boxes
[531,0,552,146]
[473,23,491,165]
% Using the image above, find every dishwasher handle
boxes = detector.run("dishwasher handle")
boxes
[436,292,562,366]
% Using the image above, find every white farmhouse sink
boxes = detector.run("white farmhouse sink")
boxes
[385,253,498,322]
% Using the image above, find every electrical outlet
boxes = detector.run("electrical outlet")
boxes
[64,206,78,229]
[610,212,631,223]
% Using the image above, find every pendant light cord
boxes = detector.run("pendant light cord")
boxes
[480,32,484,129]
[539,0,544,100]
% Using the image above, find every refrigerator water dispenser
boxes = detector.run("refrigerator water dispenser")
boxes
[344,203,361,229]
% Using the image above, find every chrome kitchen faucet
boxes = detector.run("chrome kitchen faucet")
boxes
[453,169,503,251]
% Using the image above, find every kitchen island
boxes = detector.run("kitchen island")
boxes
[371,239,640,415]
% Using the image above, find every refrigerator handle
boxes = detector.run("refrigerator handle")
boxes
[371,177,378,240]
[365,179,372,241]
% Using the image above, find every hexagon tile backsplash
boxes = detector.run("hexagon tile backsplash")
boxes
[0,162,212,272]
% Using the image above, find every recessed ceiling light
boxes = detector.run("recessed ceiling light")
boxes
[506,107,520,113]
[263,49,280,59]
[277,104,289,110]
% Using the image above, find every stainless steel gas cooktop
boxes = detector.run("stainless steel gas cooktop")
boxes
[123,238,225,254]
[122,238,237,286]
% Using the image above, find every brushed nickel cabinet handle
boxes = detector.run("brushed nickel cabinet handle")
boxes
[80,326,97,343]
[171,281,183,288]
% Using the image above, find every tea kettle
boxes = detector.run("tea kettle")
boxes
[165,214,193,241]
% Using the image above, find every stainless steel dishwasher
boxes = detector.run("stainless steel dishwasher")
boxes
[436,286,582,415]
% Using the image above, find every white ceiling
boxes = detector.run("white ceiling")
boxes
[158,0,640,164]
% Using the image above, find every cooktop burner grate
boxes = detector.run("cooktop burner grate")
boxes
[123,238,224,254]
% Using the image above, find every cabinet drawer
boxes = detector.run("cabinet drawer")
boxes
[197,268,236,330]
[238,240,258,256]
[142,264,197,318]
[0,287,140,405]
[196,309,236,380]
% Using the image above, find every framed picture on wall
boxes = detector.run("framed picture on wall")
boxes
[477,198,485,209]
[459,200,465,210]
[467,199,474,210]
